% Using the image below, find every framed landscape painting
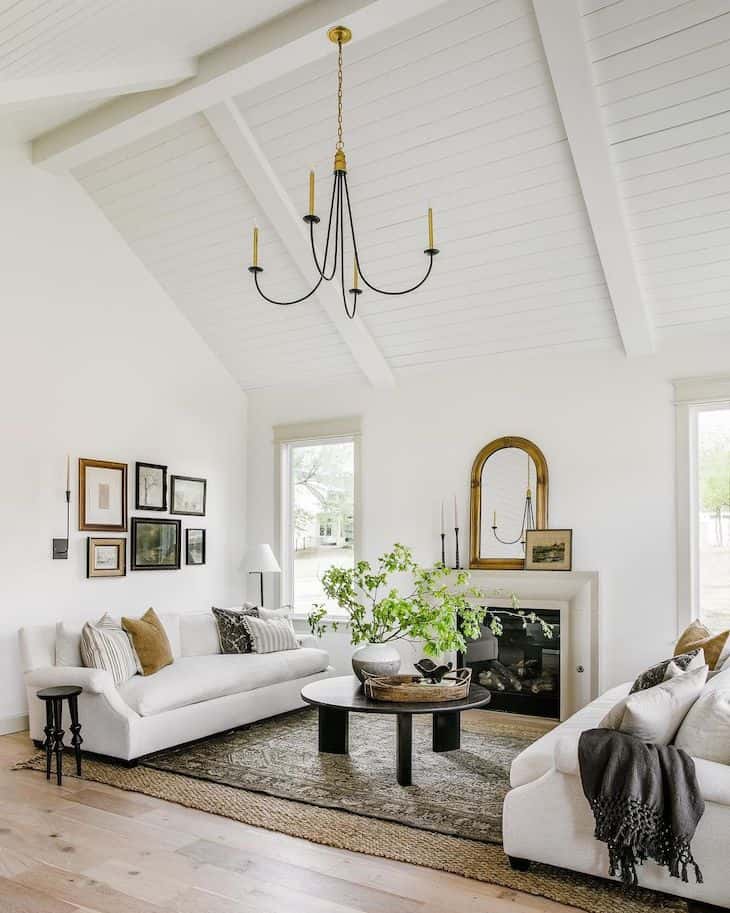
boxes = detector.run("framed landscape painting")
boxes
[170,475,207,516]
[79,459,127,531]
[524,529,572,571]
[87,537,126,578]
[186,528,206,565]
[135,462,167,511]
[130,518,181,571]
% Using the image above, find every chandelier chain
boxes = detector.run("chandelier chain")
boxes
[336,39,344,151]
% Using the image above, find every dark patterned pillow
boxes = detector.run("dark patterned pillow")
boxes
[629,649,702,694]
[211,606,259,654]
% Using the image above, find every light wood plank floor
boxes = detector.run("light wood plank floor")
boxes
[0,728,581,913]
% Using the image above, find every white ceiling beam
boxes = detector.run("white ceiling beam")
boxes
[0,61,197,108]
[532,0,654,357]
[205,99,394,389]
[33,0,446,173]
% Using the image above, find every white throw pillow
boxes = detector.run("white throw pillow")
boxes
[55,622,82,667]
[258,606,292,621]
[675,678,730,764]
[241,615,299,654]
[600,665,708,744]
[80,613,138,685]
[664,649,706,681]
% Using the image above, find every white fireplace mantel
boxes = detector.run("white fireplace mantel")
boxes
[465,570,599,720]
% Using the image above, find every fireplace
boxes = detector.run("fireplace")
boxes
[458,608,561,719]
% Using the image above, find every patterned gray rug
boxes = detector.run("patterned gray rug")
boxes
[141,707,533,844]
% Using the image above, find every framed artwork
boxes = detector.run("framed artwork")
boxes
[170,475,207,516]
[135,462,167,511]
[87,537,126,578]
[79,459,128,531]
[186,528,206,565]
[524,529,573,571]
[130,518,181,571]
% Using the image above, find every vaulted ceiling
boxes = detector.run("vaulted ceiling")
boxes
[7,0,730,389]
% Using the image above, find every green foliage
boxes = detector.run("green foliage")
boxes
[700,436,730,513]
[307,543,553,656]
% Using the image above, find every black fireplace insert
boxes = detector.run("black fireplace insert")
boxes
[458,607,560,719]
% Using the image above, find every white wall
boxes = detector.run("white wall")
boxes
[247,336,730,691]
[0,144,248,728]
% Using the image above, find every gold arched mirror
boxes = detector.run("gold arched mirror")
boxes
[469,437,548,570]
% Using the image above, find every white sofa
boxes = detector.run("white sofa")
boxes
[19,612,334,762]
[503,682,730,910]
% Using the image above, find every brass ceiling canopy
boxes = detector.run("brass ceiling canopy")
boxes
[248,26,439,319]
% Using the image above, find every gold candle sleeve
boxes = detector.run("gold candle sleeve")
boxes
[309,171,315,215]
[253,227,259,267]
[428,207,434,248]
[353,259,358,289]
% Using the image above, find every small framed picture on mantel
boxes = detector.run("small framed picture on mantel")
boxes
[524,529,573,571]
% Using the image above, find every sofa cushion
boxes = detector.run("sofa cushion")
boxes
[509,682,631,788]
[117,648,329,716]
[242,615,299,654]
[180,612,221,657]
[675,620,730,670]
[80,614,138,686]
[675,668,730,764]
[122,608,174,676]
[212,606,259,654]
[55,622,82,667]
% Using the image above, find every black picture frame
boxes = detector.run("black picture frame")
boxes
[186,528,206,565]
[524,529,573,571]
[170,475,207,516]
[130,518,181,571]
[135,461,167,511]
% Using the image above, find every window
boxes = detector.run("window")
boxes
[696,408,730,630]
[276,419,360,615]
[675,378,730,633]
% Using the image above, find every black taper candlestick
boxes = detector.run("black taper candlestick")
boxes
[440,533,446,566]
[454,527,461,570]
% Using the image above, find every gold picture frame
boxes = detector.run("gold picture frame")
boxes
[525,529,572,571]
[87,537,126,578]
[79,458,128,531]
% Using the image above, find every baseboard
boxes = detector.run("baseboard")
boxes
[0,714,28,735]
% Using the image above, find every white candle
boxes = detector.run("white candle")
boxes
[453,494,458,529]
[440,500,445,534]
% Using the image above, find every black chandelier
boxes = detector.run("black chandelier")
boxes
[491,454,535,551]
[248,25,440,319]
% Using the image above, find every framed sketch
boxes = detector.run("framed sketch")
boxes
[525,529,573,571]
[170,475,207,516]
[130,518,181,571]
[135,462,167,511]
[79,459,127,531]
[87,537,126,578]
[186,528,206,565]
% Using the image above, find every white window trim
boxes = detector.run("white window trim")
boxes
[274,417,361,619]
[674,376,730,634]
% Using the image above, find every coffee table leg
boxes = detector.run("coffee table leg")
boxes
[318,707,349,754]
[433,710,461,752]
[397,713,413,786]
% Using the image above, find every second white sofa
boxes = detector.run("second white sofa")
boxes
[19,610,334,762]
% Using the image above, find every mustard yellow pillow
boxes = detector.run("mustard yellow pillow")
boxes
[675,620,730,671]
[122,608,173,676]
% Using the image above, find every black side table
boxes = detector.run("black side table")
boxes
[36,686,83,785]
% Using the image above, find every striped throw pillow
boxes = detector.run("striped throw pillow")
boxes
[241,615,299,654]
[80,614,138,685]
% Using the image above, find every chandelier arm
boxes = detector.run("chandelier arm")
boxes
[252,269,324,306]
[309,172,340,280]
[342,173,436,296]
[338,189,356,319]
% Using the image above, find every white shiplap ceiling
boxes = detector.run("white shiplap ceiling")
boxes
[12,0,730,389]
[582,0,730,341]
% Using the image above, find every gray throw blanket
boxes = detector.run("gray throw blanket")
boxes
[578,728,704,886]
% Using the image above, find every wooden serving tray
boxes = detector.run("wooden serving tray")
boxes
[363,668,472,702]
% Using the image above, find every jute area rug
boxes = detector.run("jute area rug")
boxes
[18,709,686,913]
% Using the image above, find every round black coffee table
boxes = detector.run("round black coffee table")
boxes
[301,675,491,786]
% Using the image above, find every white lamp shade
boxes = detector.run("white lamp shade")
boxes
[244,543,281,574]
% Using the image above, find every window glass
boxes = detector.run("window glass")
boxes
[698,408,730,631]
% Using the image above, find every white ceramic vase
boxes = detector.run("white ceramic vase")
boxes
[351,642,401,683]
